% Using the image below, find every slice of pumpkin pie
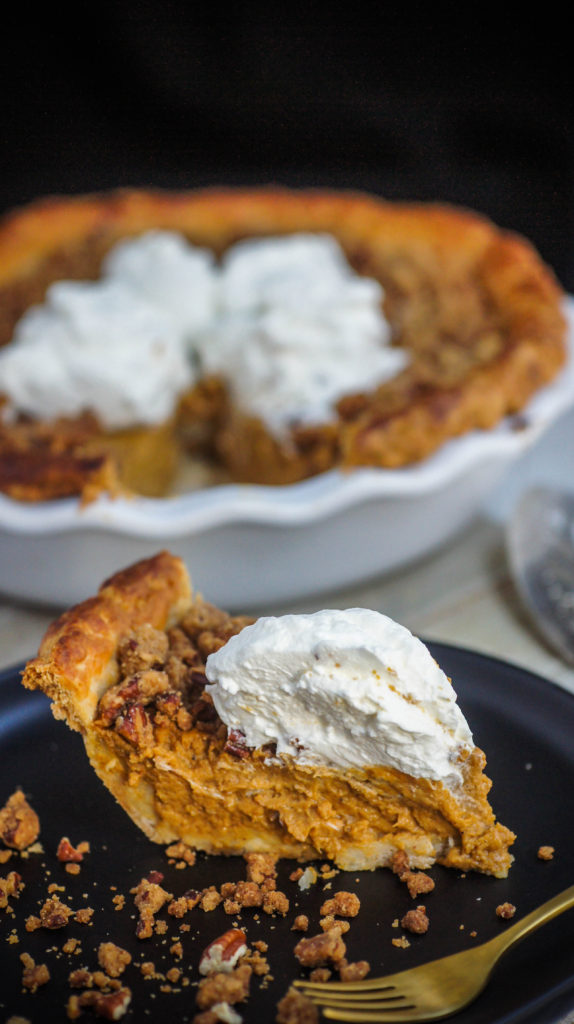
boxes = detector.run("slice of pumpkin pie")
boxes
[21,550,515,877]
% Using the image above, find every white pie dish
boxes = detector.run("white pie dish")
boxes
[1,299,573,612]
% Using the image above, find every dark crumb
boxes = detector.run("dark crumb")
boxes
[338,959,371,981]
[293,928,346,968]
[309,967,331,982]
[276,987,319,1024]
[244,852,278,884]
[263,890,290,917]
[97,941,132,977]
[320,891,360,918]
[20,952,50,992]
[0,791,40,851]
[319,915,350,934]
[389,850,435,898]
[400,906,429,934]
[165,841,196,866]
[131,875,172,937]
[0,870,24,911]
[291,914,309,932]
[496,902,516,920]
[196,963,252,1010]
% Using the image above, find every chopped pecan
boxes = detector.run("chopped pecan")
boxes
[115,703,154,747]
[97,670,170,726]
[67,986,132,1020]
[224,728,250,759]
[199,928,248,975]
[57,837,90,863]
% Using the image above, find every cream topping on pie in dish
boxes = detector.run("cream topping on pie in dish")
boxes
[0,229,399,435]
[0,276,194,429]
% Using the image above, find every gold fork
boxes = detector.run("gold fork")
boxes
[293,884,574,1021]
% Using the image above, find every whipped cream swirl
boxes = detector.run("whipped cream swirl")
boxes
[0,279,193,429]
[198,233,407,436]
[206,608,474,787]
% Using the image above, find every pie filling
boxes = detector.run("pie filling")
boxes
[21,552,516,877]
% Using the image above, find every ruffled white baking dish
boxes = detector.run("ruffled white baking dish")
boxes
[1,299,573,611]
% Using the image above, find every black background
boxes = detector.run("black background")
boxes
[3,5,574,288]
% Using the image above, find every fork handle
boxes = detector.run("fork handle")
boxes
[486,885,574,959]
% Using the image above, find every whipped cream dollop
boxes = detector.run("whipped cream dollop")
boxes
[205,608,474,787]
[102,230,219,351]
[199,233,407,436]
[1,229,403,434]
[0,279,193,429]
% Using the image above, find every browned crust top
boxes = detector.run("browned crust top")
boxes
[21,551,192,731]
[0,186,568,496]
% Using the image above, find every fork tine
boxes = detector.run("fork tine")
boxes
[297,989,410,1007]
[293,978,399,993]
[321,1009,419,1022]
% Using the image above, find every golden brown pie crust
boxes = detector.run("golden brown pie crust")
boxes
[0,187,567,497]
[22,550,515,877]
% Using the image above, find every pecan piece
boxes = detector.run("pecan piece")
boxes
[57,837,90,863]
[115,703,154,747]
[224,728,250,759]
[199,928,248,975]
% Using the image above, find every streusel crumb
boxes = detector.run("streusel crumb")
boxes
[276,987,319,1024]
[401,906,429,934]
[496,902,516,920]
[0,791,40,851]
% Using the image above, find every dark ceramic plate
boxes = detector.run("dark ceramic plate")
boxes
[1,643,573,1024]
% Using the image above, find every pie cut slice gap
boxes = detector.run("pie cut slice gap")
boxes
[21,550,515,877]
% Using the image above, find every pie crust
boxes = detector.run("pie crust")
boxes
[22,550,515,876]
[0,187,568,498]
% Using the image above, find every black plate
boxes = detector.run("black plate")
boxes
[1,643,574,1024]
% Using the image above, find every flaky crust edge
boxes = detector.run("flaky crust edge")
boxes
[21,550,192,732]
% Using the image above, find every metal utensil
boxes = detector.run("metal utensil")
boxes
[506,486,574,666]
[294,885,574,1021]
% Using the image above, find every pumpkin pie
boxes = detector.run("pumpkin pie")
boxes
[0,187,567,499]
[21,550,515,877]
